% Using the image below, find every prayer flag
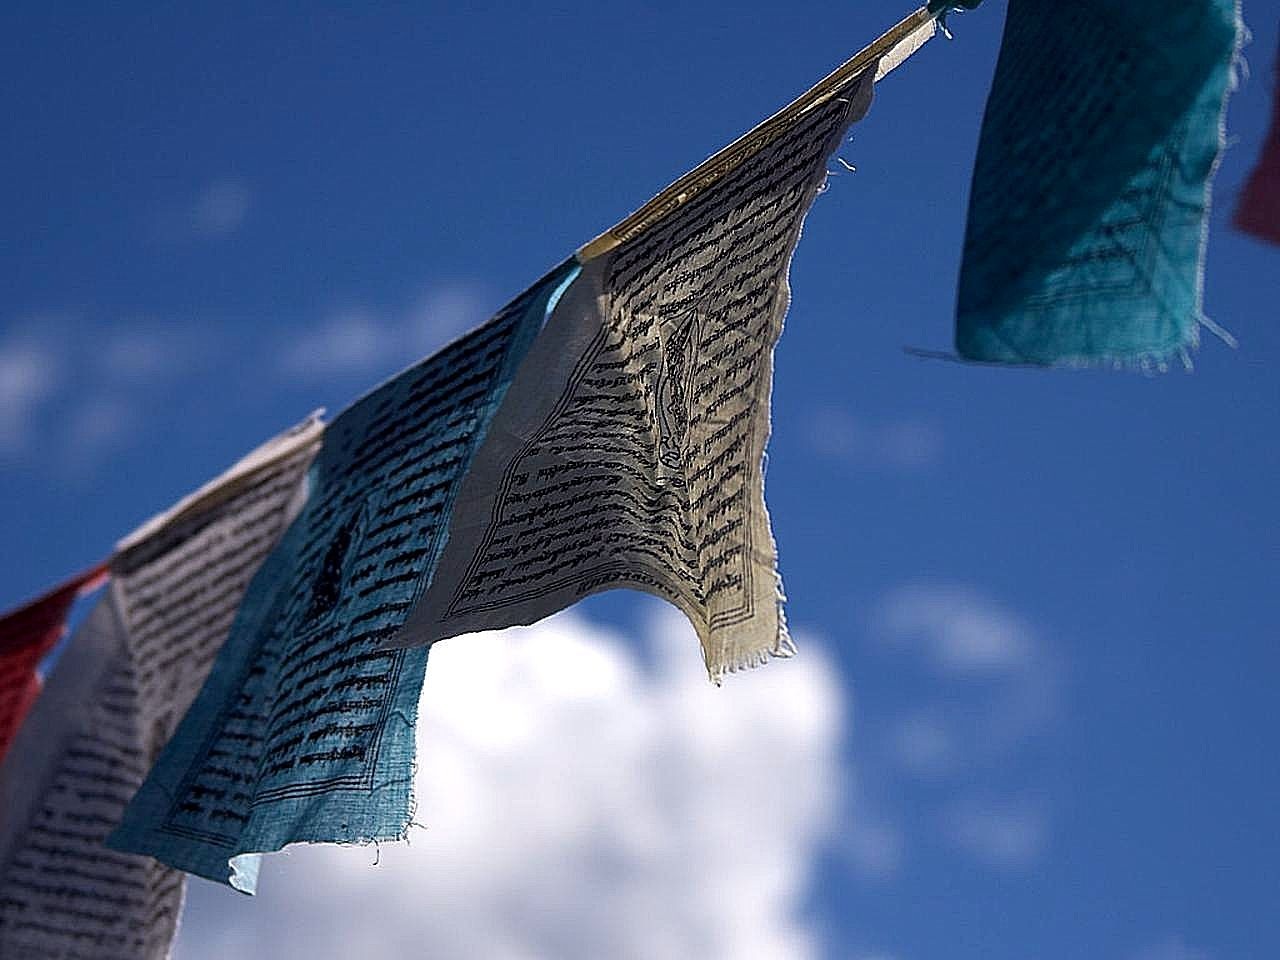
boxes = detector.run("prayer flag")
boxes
[0,416,320,958]
[0,564,106,764]
[389,18,936,679]
[955,0,1241,367]
[1234,38,1280,245]
[108,265,577,892]
[109,7,938,887]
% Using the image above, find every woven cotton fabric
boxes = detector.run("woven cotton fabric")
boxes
[0,418,319,959]
[393,69,885,680]
[108,263,577,893]
[956,0,1240,367]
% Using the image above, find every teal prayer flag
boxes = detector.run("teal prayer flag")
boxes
[107,262,579,892]
[955,0,1241,368]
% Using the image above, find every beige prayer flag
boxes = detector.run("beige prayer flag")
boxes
[389,13,937,680]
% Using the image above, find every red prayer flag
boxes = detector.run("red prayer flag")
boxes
[0,564,107,762]
[1235,41,1280,245]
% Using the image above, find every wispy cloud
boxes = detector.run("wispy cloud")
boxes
[0,318,198,474]
[874,585,1064,760]
[154,179,251,241]
[280,286,489,381]
[854,584,1067,875]
[888,707,958,779]
[945,798,1049,871]
[279,309,390,377]
[177,609,846,960]
[0,335,58,456]
[876,584,1036,677]
[808,406,943,470]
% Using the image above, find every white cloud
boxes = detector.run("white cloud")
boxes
[0,324,168,468]
[875,583,1065,759]
[405,287,489,356]
[945,799,1048,871]
[808,407,942,470]
[0,337,58,455]
[281,287,488,380]
[176,609,845,960]
[280,309,390,377]
[864,584,1066,875]
[876,584,1036,677]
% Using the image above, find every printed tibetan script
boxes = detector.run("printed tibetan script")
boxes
[107,267,574,891]
[393,68,880,679]
[0,416,320,959]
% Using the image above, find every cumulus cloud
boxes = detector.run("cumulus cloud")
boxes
[807,407,943,470]
[281,287,488,380]
[176,609,845,960]
[0,337,58,455]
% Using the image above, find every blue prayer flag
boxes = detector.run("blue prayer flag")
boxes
[108,262,579,892]
[955,0,1241,368]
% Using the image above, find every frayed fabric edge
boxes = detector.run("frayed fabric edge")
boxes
[705,572,798,686]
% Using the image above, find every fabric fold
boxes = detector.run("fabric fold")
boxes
[389,46,914,680]
[0,414,322,958]
[107,264,578,893]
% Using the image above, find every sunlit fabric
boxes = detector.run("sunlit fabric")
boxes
[0,564,105,764]
[1235,37,1280,246]
[955,0,1240,367]
[108,263,577,893]
[392,72,884,682]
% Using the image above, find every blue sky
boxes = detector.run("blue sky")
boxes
[2,2,1279,958]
